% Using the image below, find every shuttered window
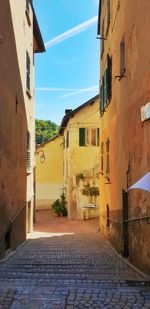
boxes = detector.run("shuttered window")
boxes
[107,0,110,29]
[100,83,104,114]
[101,142,104,172]
[27,131,31,173]
[79,128,85,146]
[79,128,99,147]
[100,54,112,114]
[107,55,112,101]
[120,40,125,77]
[26,0,30,12]
[104,69,108,108]
[66,131,69,148]
[97,128,100,146]
[106,138,110,175]
[101,20,105,58]
[26,51,30,93]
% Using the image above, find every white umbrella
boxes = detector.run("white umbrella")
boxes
[128,172,150,192]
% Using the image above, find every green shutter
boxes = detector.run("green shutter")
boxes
[107,55,112,101]
[104,70,108,107]
[100,84,103,114]
[97,128,100,146]
[79,128,85,146]
[107,0,110,27]
[66,131,69,148]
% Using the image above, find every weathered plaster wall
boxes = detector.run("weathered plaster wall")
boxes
[64,98,100,219]
[0,0,27,257]
[99,0,150,274]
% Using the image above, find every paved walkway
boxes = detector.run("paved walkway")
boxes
[0,211,150,308]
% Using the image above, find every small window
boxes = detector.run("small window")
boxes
[101,142,104,172]
[26,0,30,12]
[26,51,31,93]
[120,39,125,77]
[106,138,110,175]
[107,54,112,101]
[97,128,100,146]
[66,131,69,148]
[79,128,85,146]
[101,20,105,57]
[107,0,110,32]
[25,0,31,26]
[79,128,99,147]
[27,131,31,173]
[100,54,112,114]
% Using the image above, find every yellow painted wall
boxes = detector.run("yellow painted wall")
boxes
[36,135,64,209]
[63,97,100,219]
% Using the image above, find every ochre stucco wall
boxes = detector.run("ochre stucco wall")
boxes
[36,136,64,210]
[99,0,150,274]
[63,98,100,220]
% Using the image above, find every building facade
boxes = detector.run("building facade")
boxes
[59,95,100,220]
[0,0,27,257]
[98,0,150,274]
[36,135,64,210]
[0,0,44,258]
[10,0,45,233]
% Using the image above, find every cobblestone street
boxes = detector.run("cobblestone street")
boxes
[0,211,150,308]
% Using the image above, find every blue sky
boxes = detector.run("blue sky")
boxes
[34,0,100,125]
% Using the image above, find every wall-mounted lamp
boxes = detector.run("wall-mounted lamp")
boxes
[35,149,45,164]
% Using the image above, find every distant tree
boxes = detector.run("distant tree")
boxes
[35,119,59,145]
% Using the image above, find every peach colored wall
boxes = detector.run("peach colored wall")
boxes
[99,0,150,274]
[0,1,27,257]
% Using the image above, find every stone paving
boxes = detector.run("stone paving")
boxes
[0,212,150,308]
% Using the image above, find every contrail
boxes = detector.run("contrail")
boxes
[45,16,98,48]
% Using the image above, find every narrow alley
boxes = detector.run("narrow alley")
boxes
[0,211,150,308]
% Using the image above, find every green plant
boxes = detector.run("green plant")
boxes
[52,193,68,217]
[52,199,62,216]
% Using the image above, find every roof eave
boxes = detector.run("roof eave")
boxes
[32,7,45,53]
[59,94,99,135]
[97,0,101,35]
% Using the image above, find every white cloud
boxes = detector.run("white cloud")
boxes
[61,85,99,98]
[35,86,99,95]
[35,87,88,92]
[45,16,98,49]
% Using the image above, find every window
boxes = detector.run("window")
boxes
[100,55,112,114]
[27,131,31,173]
[120,39,126,78]
[26,0,30,12]
[79,128,85,146]
[101,20,105,57]
[106,138,110,175]
[106,0,110,33]
[66,131,69,148]
[79,128,99,147]
[25,0,31,26]
[101,142,104,173]
[26,51,31,94]
[107,54,112,101]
